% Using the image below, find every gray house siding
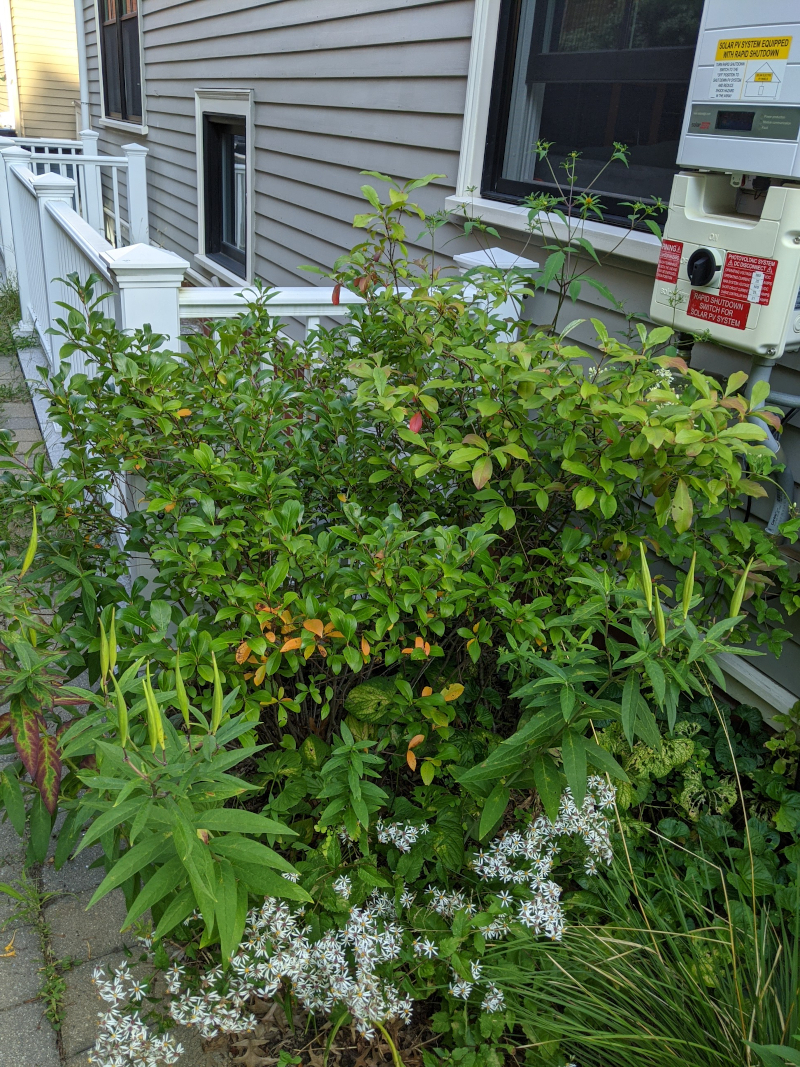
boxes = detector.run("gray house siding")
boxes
[80,0,800,701]
[82,0,472,282]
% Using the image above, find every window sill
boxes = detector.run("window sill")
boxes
[194,252,250,287]
[445,195,662,266]
[100,117,148,136]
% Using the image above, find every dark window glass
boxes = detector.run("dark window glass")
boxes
[204,116,247,277]
[484,0,704,226]
[99,0,142,123]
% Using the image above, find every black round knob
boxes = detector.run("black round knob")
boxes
[687,248,721,287]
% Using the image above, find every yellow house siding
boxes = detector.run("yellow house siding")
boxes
[11,0,78,137]
[0,42,8,115]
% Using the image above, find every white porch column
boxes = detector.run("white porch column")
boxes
[32,171,78,369]
[1,145,33,325]
[122,143,149,245]
[102,243,188,347]
[0,148,17,275]
[79,129,104,234]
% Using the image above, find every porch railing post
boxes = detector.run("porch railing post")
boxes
[122,143,149,245]
[32,170,77,369]
[0,148,17,276]
[1,145,34,326]
[102,243,188,347]
[79,128,104,234]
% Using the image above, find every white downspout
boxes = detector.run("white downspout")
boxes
[73,0,90,131]
[0,0,21,135]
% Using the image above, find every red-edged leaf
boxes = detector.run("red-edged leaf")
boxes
[0,712,11,741]
[35,734,61,816]
[409,412,423,434]
[332,284,341,306]
[9,699,41,781]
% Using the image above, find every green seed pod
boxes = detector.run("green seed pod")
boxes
[730,559,753,620]
[639,541,653,613]
[108,608,117,677]
[211,651,223,735]
[19,507,37,578]
[682,552,696,620]
[175,651,190,730]
[143,663,165,753]
[654,589,666,647]
[99,618,109,685]
[112,676,128,749]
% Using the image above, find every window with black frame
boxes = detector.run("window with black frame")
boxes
[99,0,142,124]
[483,0,704,225]
[203,115,247,277]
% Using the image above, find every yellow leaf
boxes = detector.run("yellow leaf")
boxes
[406,749,417,771]
[163,501,176,513]
[235,641,251,665]
[421,686,433,697]
[303,644,315,660]
[408,734,425,750]
[360,636,371,656]
[176,408,192,417]
[442,683,464,702]
[303,619,324,638]
[280,637,302,653]
[254,663,267,685]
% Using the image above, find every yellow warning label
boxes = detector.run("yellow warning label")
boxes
[716,37,792,61]
[754,71,774,81]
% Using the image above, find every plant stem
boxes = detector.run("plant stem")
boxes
[375,1021,405,1067]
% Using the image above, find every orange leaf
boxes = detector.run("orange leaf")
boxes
[329,630,345,638]
[265,631,277,644]
[402,648,413,654]
[421,686,433,698]
[303,619,324,638]
[414,636,424,648]
[164,501,176,513]
[317,644,327,658]
[424,642,430,656]
[235,641,251,665]
[408,734,425,750]
[406,750,417,771]
[324,622,337,634]
[442,683,464,702]
[176,408,192,417]
[361,636,371,656]
[280,637,302,653]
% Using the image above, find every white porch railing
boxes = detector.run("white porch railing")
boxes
[0,132,148,278]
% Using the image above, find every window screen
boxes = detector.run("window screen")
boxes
[203,115,247,277]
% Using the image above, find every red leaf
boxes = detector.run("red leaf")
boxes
[409,412,423,434]
[35,734,61,816]
[9,698,41,782]
[332,284,341,306]
[0,712,11,741]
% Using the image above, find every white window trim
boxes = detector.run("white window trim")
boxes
[92,0,148,131]
[448,0,661,265]
[194,87,255,285]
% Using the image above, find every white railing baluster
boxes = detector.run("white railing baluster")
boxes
[111,167,121,247]
[79,129,103,234]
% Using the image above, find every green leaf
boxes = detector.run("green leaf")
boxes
[583,738,629,782]
[234,862,313,901]
[621,673,639,748]
[153,885,195,940]
[498,506,516,530]
[215,859,239,965]
[644,659,666,706]
[76,799,143,855]
[533,752,563,822]
[472,455,493,490]
[29,791,52,864]
[671,478,693,533]
[122,857,185,930]
[479,783,510,840]
[0,769,26,836]
[747,1042,800,1067]
[88,834,172,908]
[561,729,587,808]
[210,834,301,876]
[573,486,596,511]
[195,810,296,837]
[635,697,662,751]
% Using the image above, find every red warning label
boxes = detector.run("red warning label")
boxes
[655,239,683,284]
[719,253,777,305]
[687,290,750,330]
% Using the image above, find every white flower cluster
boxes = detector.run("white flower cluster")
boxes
[89,780,615,1064]
[375,818,429,853]
[88,962,184,1067]
[471,777,615,943]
